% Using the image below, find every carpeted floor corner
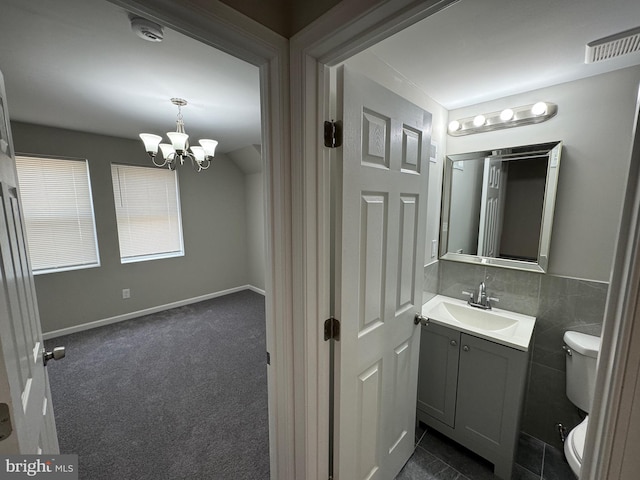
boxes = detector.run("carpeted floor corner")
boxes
[45,289,270,480]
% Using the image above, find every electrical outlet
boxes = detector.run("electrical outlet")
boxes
[122,288,130,299]
[431,239,438,258]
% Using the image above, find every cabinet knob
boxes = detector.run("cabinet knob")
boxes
[450,340,457,347]
[463,345,470,352]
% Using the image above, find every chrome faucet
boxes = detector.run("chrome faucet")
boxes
[476,282,487,305]
[464,281,495,310]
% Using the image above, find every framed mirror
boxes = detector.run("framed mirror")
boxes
[439,141,562,272]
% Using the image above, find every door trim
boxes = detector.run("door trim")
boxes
[290,2,457,478]
[106,1,292,478]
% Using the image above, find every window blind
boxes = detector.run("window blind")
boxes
[16,155,100,274]
[111,164,183,262]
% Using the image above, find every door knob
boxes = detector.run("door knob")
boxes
[43,346,65,366]
[414,314,429,326]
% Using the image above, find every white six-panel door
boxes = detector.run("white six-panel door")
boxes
[0,70,58,454]
[477,157,506,258]
[334,67,430,480]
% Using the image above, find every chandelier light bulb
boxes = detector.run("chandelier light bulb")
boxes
[158,143,175,160]
[190,146,206,162]
[532,102,548,116]
[139,134,162,155]
[473,115,486,127]
[500,108,514,122]
[199,139,219,158]
[448,120,461,132]
[138,98,217,172]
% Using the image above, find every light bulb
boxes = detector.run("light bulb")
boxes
[139,133,162,155]
[167,132,189,153]
[500,109,514,122]
[191,146,205,162]
[199,139,218,158]
[448,120,461,132]
[532,102,548,116]
[159,143,175,159]
[473,115,486,127]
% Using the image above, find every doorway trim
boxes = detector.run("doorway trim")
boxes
[106,1,292,478]
[290,1,460,478]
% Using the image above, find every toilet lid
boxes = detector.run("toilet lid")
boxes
[571,417,589,463]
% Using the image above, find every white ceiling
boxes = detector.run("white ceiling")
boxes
[368,0,640,109]
[0,0,639,152]
[0,0,262,154]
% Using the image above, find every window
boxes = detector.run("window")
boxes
[111,164,184,263]
[15,155,100,274]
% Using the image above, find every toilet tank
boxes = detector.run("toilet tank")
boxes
[564,331,601,412]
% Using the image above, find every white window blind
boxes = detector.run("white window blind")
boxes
[111,164,184,263]
[15,155,100,274]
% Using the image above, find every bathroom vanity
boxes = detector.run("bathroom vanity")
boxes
[417,295,535,479]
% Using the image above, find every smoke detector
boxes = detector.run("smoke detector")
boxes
[585,26,640,64]
[130,17,164,42]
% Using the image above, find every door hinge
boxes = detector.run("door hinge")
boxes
[324,317,340,341]
[324,120,342,148]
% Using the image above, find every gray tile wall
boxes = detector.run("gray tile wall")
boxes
[423,260,608,449]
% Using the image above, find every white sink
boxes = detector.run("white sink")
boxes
[421,295,536,351]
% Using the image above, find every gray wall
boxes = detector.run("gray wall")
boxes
[12,122,251,333]
[447,66,640,282]
[500,160,546,260]
[226,144,266,291]
[448,160,483,255]
[246,172,266,290]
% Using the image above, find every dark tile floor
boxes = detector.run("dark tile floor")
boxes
[396,424,577,480]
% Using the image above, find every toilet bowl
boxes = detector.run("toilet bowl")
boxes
[563,331,601,477]
[564,416,588,475]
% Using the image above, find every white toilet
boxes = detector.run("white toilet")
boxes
[563,331,601,477]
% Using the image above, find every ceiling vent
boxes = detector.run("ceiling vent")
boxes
[130,17,164,43]
[585,26,640,64]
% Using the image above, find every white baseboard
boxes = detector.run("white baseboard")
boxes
[247,285,266,295]
[42,285,265,340]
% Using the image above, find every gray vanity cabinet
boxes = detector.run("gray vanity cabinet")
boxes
[416,322,459,427]
[416,323,529,480]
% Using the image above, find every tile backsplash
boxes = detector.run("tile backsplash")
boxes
[423,259,608,449]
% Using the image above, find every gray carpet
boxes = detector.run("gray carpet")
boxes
[44,289,270,480]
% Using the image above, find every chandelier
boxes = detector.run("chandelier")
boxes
[139,98,218,172]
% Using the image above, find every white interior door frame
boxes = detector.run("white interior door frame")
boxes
[291,2,458,479]
[106,1,292,478]
[582,83,640,479]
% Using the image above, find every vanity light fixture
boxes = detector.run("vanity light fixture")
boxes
[447,102,558,136]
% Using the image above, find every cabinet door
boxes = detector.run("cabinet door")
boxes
[456,333,527,455]
[417,322,460,427]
